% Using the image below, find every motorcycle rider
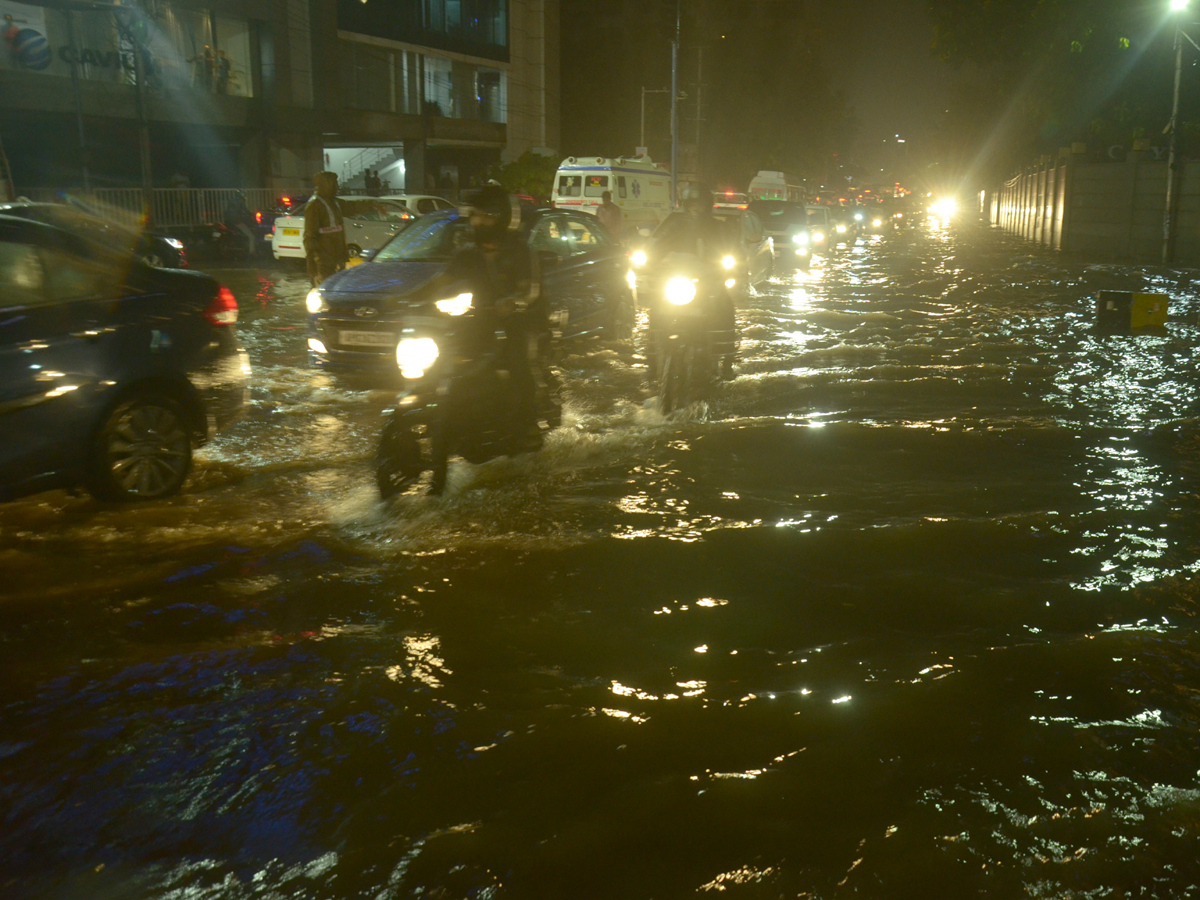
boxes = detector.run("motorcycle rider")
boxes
[444,184,548,447]
[642,182,739,379]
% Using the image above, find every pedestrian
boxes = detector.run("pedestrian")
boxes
[597,190,623,241]
[303,171,385,286]
[366,169,381,197]
[216,49,231,94]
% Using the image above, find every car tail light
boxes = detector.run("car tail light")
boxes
[255,210,263,224]
[205,285,238,325]
[281,196,291,206]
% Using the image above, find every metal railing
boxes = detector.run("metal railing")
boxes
[14,188,286,228]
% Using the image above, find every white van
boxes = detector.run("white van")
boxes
[552,156,671,233]
[749,170,806,203]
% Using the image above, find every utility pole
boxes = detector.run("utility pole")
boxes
[65,12,90,191]
[670,0,680,207]
[694,45,703,177]
[1164,22,1185,264]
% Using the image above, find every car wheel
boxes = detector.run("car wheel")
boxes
[86,392,193,501]
[143,252,166,268]
[347,244,362,258]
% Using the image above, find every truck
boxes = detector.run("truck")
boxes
[551,155,672,234]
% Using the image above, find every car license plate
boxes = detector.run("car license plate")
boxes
[282,228,300,235]
[340,330,395,348]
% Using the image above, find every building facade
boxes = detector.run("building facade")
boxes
[0,0,559,195]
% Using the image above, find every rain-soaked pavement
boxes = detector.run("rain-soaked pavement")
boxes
[5,217,1200,897]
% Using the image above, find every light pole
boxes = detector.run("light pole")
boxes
[1164,0,1192,263]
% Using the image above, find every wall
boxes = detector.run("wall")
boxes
[992,150,1200,263]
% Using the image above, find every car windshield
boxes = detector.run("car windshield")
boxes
[750,202,808,226]
[373,213,473,262]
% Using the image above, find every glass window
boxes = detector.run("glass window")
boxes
[584,175,608,198]
[423,55,452,116]
[558,176,581,198]
[214,15,253,97]
[0,242,46,307]
[375,214,471,262]
[478,68,504,123]
[41,247,114,302]
[617,176,627,199]
[561,217,609,254]
[530,219,569,257]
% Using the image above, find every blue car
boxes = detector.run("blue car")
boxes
[305,207,634,376]
[0,215,250,502]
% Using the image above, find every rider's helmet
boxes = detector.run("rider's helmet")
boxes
[679,181,713,217]
[463,184,513,244]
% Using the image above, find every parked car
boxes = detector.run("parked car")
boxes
[0,200,188,269]
[304,207,634,377]
[0,214,249,502]
[379,194,457,216]
[748,199,813,268]
[271,198,416,261]
[709,206,774,292]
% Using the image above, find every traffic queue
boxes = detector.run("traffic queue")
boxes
[0,161,912,506]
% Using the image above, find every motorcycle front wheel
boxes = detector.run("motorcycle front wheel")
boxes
[376,418,443,498]
[658,346,691,415]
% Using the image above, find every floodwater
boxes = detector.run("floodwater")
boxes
[5,218,1200,898]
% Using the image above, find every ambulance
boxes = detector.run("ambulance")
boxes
[748,170,806,203]
[551,155,672,233]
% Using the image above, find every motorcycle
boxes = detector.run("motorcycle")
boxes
[374,288,561,498]
[646,252,737,414]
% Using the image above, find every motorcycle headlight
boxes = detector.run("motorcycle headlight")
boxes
[665,276,697,305]
[721,254,736,271]
[836,224,848,233]
[854,213,863,221]
[792,232,808,245]
[435,292,473,316]
[812,231,825,242]
[872,218,883,227]
[630,249,648,267]
[306,289,325,314]
[396,337,439,379]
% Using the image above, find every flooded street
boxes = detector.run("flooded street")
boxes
[6,218,1200,897]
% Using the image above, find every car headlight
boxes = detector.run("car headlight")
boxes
[930,197,958,217]
[630,249,648,267]
[836,224,847,233]
[854,213,863,222]
[721,254,736,271]
[306,289,325,314]
[665,276,697,305]
[396,337,439,379]
[164,238,184,250]
[792,232,808,245]
[435,292,473,316]
[872,218,882,227]
[812,231,825,242]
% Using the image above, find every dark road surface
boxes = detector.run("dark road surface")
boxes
[5,217,1200,898]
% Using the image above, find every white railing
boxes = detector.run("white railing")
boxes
[14,188,286,227]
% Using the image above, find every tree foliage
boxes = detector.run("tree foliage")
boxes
[927,0,1185,182]
[487,151,560,200]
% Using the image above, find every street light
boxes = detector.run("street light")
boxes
[1164,0,1191,262]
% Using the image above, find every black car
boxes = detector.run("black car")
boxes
[305,207,635,376]
[748,200,814,268]
[0,215,250,502]
[0,200,188,269]
[828,207,861,247]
